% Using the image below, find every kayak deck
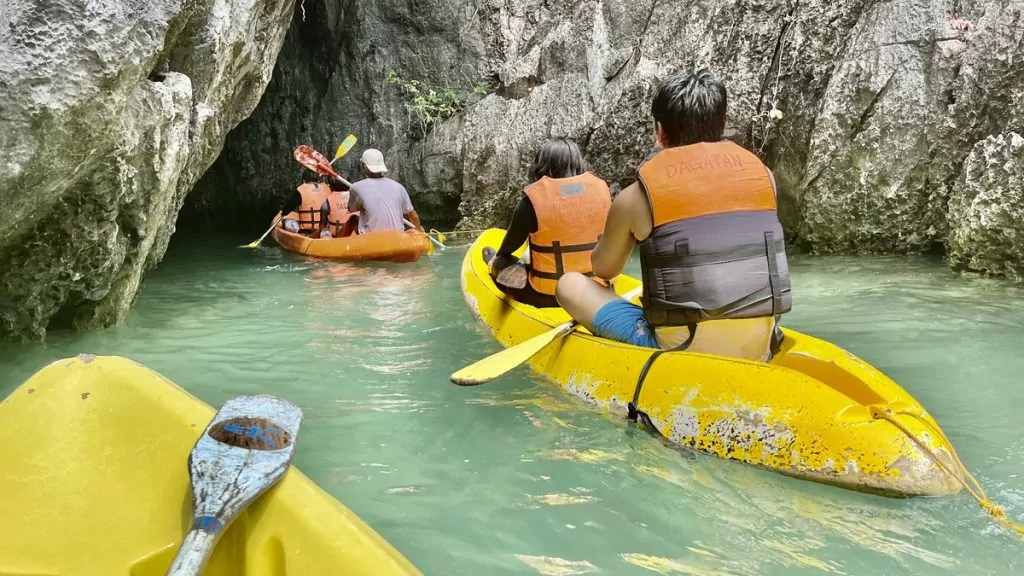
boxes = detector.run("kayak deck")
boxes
[272,214,430,262]
[0,355,421,575]
[461,229,962,497]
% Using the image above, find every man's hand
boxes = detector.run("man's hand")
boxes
[406,209,424,231]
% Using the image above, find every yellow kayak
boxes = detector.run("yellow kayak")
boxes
[0,355,421,575]
[461,229,962,497]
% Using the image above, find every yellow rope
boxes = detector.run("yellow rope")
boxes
[431,228,490,237]
[871,406,1024,540]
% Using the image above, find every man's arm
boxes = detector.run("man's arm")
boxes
[405,209,423,231]
[591,182,646,280]
[347,187,363,213]
[401,210,421,229]
[400,185,422,230]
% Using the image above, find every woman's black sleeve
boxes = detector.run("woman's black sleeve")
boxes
[497,196,538,256]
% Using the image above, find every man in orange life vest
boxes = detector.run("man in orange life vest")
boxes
[279,169,352,238]
[485,137,612,308]
[555,68,791,361]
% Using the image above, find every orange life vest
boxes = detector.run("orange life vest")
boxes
[296,183,332,233]
[636,140,791,328]
[324,190,357,236]
[524,172,612,295]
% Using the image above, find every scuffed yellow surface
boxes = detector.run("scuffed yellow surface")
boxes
[462,229,961,497]
[0,355,421,575]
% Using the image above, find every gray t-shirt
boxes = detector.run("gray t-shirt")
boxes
[347,177,414,233]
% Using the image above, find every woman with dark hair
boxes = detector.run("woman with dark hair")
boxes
[278,168,351,237]
[484,137,613,308]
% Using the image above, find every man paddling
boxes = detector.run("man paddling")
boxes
[554,67,791,361]
[343,149,424,235]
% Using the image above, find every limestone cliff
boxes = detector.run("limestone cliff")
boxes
[196,0,1024,270]
[0,0,294,338]
[3,0,1023,338]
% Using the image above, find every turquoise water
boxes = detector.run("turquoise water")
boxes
[2,235,1023,575]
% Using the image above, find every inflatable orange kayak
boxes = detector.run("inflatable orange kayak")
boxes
[271,215,431,262]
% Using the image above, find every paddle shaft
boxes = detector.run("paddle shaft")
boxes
[165,396,301,576]
[449,284,644,386]
[404,218,444,249]
[167,529,216,575]
[257,214,283,243]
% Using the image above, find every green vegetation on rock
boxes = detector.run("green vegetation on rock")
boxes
[386,70,487,138]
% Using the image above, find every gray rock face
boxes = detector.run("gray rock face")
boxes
[185,0,491,229]
[0,0,294,338]
[200,0,1024,278]
[948,133,1024,279]
[3,0,1021,338]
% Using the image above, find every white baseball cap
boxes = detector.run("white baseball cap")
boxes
[360,148,388,173]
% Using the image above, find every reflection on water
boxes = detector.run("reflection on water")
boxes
[1,236,1023,575]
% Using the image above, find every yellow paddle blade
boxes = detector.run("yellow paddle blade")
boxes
[430,229,446,243]
[450,322,576,386]
[239,240,261,249]
[332,134,358,161]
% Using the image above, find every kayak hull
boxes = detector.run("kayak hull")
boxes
[0,355,421,575]
[461,229,962,497]
[272,215,430,262]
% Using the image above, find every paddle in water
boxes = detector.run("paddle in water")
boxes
[403,217,445,254]
[451,285,644,386]
[241,136,359,249]
[240,213,284,249]
[166,395,303,575]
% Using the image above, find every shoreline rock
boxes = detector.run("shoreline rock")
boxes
[0,0,295,339]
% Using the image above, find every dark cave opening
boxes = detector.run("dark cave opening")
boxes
[176,0,350,236]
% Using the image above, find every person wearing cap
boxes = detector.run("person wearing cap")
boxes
[344,148,423,235]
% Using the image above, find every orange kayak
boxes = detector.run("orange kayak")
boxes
[271,215,431,262]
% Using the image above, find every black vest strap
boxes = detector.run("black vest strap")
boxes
[626,326,697,435]
[530,269,596,280]
[528,238,601,283]
[528,240,600,254]
[765,231,781,316]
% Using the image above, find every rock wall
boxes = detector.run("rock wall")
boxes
[2,0,1021,337]
[948,132,1024,279]
[184,0,491,230]
[0,0,294,338]
[197,0,1024,275]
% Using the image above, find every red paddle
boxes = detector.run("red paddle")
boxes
[293,145,342,181]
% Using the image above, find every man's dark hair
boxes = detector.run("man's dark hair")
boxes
[528,137,589,182]
[327,176,351,192]
[300,168,323,183]
[651,68,727,147]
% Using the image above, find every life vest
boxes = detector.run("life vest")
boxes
[296,183,332,233]
[636,140,791,330]
[524,172,612,295]
[324,190,357,236]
